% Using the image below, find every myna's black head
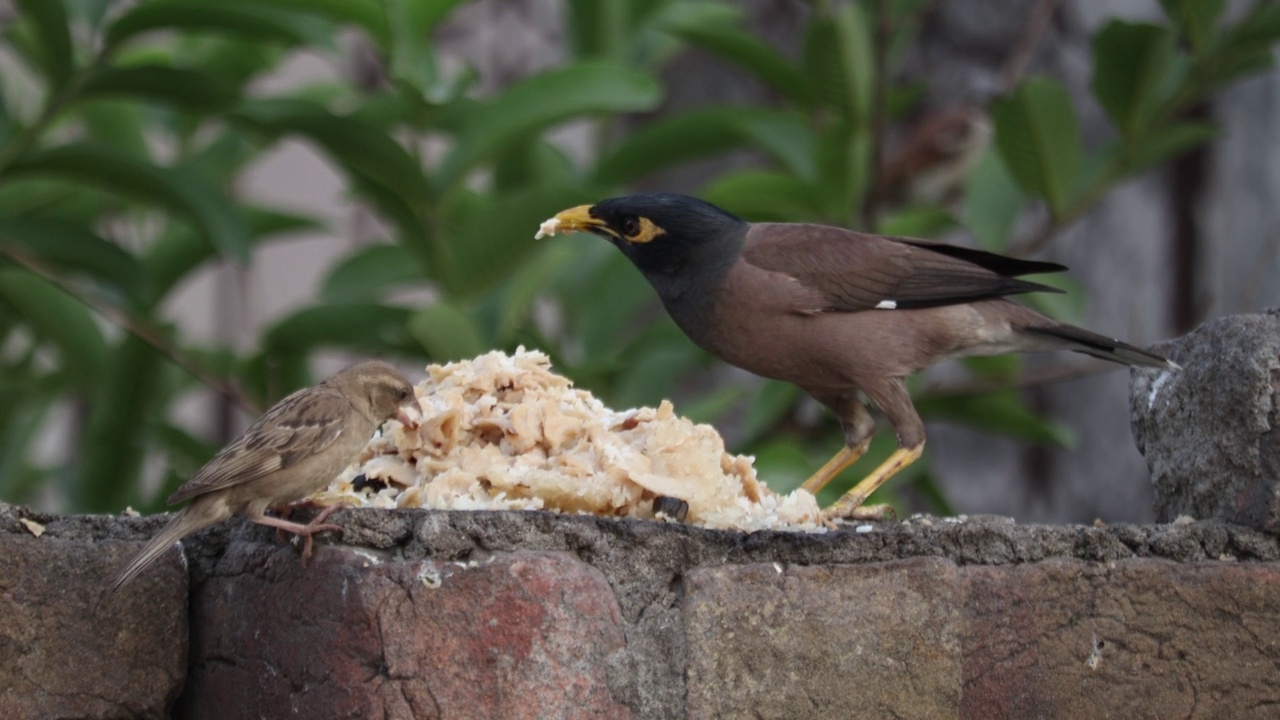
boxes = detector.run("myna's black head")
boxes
[543,193,747,277]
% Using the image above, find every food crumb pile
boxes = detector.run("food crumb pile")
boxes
[311,349,822,532]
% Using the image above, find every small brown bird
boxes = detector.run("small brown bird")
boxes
[110,360,415,591]
[539,194,1176,520]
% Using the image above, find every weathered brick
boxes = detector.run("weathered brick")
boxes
[683,556,963,720]
[0,535,188,720]
[178,545,630,720]
[962,558,1280,720]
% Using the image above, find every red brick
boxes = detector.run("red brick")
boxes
[179,546,630,720]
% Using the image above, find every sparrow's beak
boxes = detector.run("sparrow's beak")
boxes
[395,406,418,428]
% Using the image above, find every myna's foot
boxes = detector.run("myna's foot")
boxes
[819,444,923,522]
[799,438,872,496]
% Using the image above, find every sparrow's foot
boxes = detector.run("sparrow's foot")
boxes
[252,505,345,566]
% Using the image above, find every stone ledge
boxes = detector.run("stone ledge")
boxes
[4,504,1280,719]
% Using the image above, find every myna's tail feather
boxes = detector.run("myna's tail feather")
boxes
[1029,325,1177,370]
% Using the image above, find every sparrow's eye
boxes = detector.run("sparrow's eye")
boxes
[621,216,641,237]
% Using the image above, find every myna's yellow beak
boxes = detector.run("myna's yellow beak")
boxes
[534,205,615,239]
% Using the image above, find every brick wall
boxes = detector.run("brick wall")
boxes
[4,504,1279,719]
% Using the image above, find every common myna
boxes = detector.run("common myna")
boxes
[111,361,415,590]
[537,193,1175,520]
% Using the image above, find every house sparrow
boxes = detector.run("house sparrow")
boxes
[110,360,415,591]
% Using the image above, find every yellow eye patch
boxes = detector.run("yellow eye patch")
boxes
[626,217,667,244]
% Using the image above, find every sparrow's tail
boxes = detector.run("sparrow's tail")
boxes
[1028,324,1177,370]
[108,501,225,592]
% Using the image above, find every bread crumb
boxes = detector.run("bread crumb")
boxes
[534,217,561,239]
[313,348,822,532]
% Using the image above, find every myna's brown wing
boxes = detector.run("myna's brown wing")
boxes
[167,386,351,504]
[742,223,1065,313]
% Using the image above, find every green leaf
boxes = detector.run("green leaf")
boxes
[348,178,436,277]
[802,3,873,119]
[320,244,422,304]
[1119,121,1217,175]
[104,2,311,51]
[741,380,799,446]
[78,64,238,112]
[594,108,760,186]
[6,144,253,264]
[407,302,486,362]
[184,37,285,90]
[264,303,419,356]
[184,128,258,184]
[231,98,431,209]
[661,12,811,104]
[733,111,818,182]
[80,100,151,159]
[876,206,957,238]
[613,344,701,409]
[491,238,578,344]
[76,335,167,511]
[15,0,73,88]
[750,438,817,494]
[566,246,660,360]
[445,185,595,296]
[148,421,218,507]
[964,150,1025,251]
[385,0,468,90]
[492,139,577,193]
[0,216,147,301]
[221,0,389,44]
[142,207,318,304]
[1209,4,1280,87]
[915,389,1075,447]
[1091,21,1177,140]
[1159,0,1226,56]
[0,387,56,503]
[992,78,1082,218]
[0,269,107,389]
[597,108,819,187]
[701,171,822,221]
[566,0,628,60]
[436,62,662,191]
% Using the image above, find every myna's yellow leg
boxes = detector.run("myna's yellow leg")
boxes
[821,443,924,521]
[798,437,872,495]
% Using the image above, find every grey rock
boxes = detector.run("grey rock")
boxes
[1130,310,1280,531]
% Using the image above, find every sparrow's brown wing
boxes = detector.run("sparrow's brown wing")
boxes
[167,386,351,504]
[742,223,1065,314]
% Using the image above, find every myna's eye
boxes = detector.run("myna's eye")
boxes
[621,216,641,237]
[619,216,666,244]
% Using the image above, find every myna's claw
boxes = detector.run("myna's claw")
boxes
[827,503,897,522]
[820,444,923,521]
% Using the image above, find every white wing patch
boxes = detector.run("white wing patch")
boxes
[875,300,897,310]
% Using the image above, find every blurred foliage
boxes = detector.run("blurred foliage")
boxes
[0,0,1276,514]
